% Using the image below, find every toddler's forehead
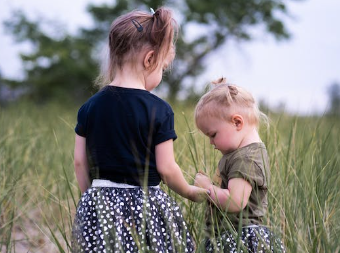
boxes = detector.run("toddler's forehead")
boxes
[197,113,220,124]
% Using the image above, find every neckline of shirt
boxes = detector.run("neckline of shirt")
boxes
[105,85,150,93]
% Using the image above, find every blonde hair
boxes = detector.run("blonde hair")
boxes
[195,77,267,129]
[96,7,178,87]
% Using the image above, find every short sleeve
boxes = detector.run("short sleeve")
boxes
[154,112,177,145]
[75,104,88,137]
[227,158,264,187]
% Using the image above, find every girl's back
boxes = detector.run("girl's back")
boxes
[76,85,176,186]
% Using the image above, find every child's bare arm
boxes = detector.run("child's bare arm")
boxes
[195,173,252,212]
[74,134,91,194]
[211,178,251,212]
[155,139,208,202]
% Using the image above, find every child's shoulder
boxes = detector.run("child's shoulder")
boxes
[140,91,174,115]
[76,87,108,113]
[235,142,267,157]
[221,142,267,165]
[145,91,171,105]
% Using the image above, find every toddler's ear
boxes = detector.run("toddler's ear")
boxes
[231,114,244,130]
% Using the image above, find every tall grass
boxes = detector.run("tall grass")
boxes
[1,101,339,252]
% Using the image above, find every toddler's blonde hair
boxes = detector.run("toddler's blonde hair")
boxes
[195,77,267,129]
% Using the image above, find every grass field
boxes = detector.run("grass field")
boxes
[1,100,339,252]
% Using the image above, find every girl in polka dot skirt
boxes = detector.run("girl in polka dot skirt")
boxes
[194,78,285,252]
[71,7,207,253]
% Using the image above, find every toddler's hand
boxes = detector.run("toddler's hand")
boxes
[194,173,212,189]
[187,185,209,202]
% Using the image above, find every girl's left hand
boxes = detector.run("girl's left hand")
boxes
[194,173,212,189]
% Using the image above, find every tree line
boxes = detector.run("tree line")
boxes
[1,0,292,103]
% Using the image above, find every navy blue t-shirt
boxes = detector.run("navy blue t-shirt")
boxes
[75,86,177,186]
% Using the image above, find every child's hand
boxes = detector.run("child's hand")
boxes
[212,169,222,186]
[194,173,212,189]
[187,185,209,202]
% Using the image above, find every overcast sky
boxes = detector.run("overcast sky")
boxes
[0,0,339,115]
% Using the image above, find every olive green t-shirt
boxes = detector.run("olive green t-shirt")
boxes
[206,142,270,235]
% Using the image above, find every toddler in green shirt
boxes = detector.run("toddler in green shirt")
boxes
[194,77,285,253]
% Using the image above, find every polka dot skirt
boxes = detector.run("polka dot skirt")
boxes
[205,226,285,253]
[71,187,195,253]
